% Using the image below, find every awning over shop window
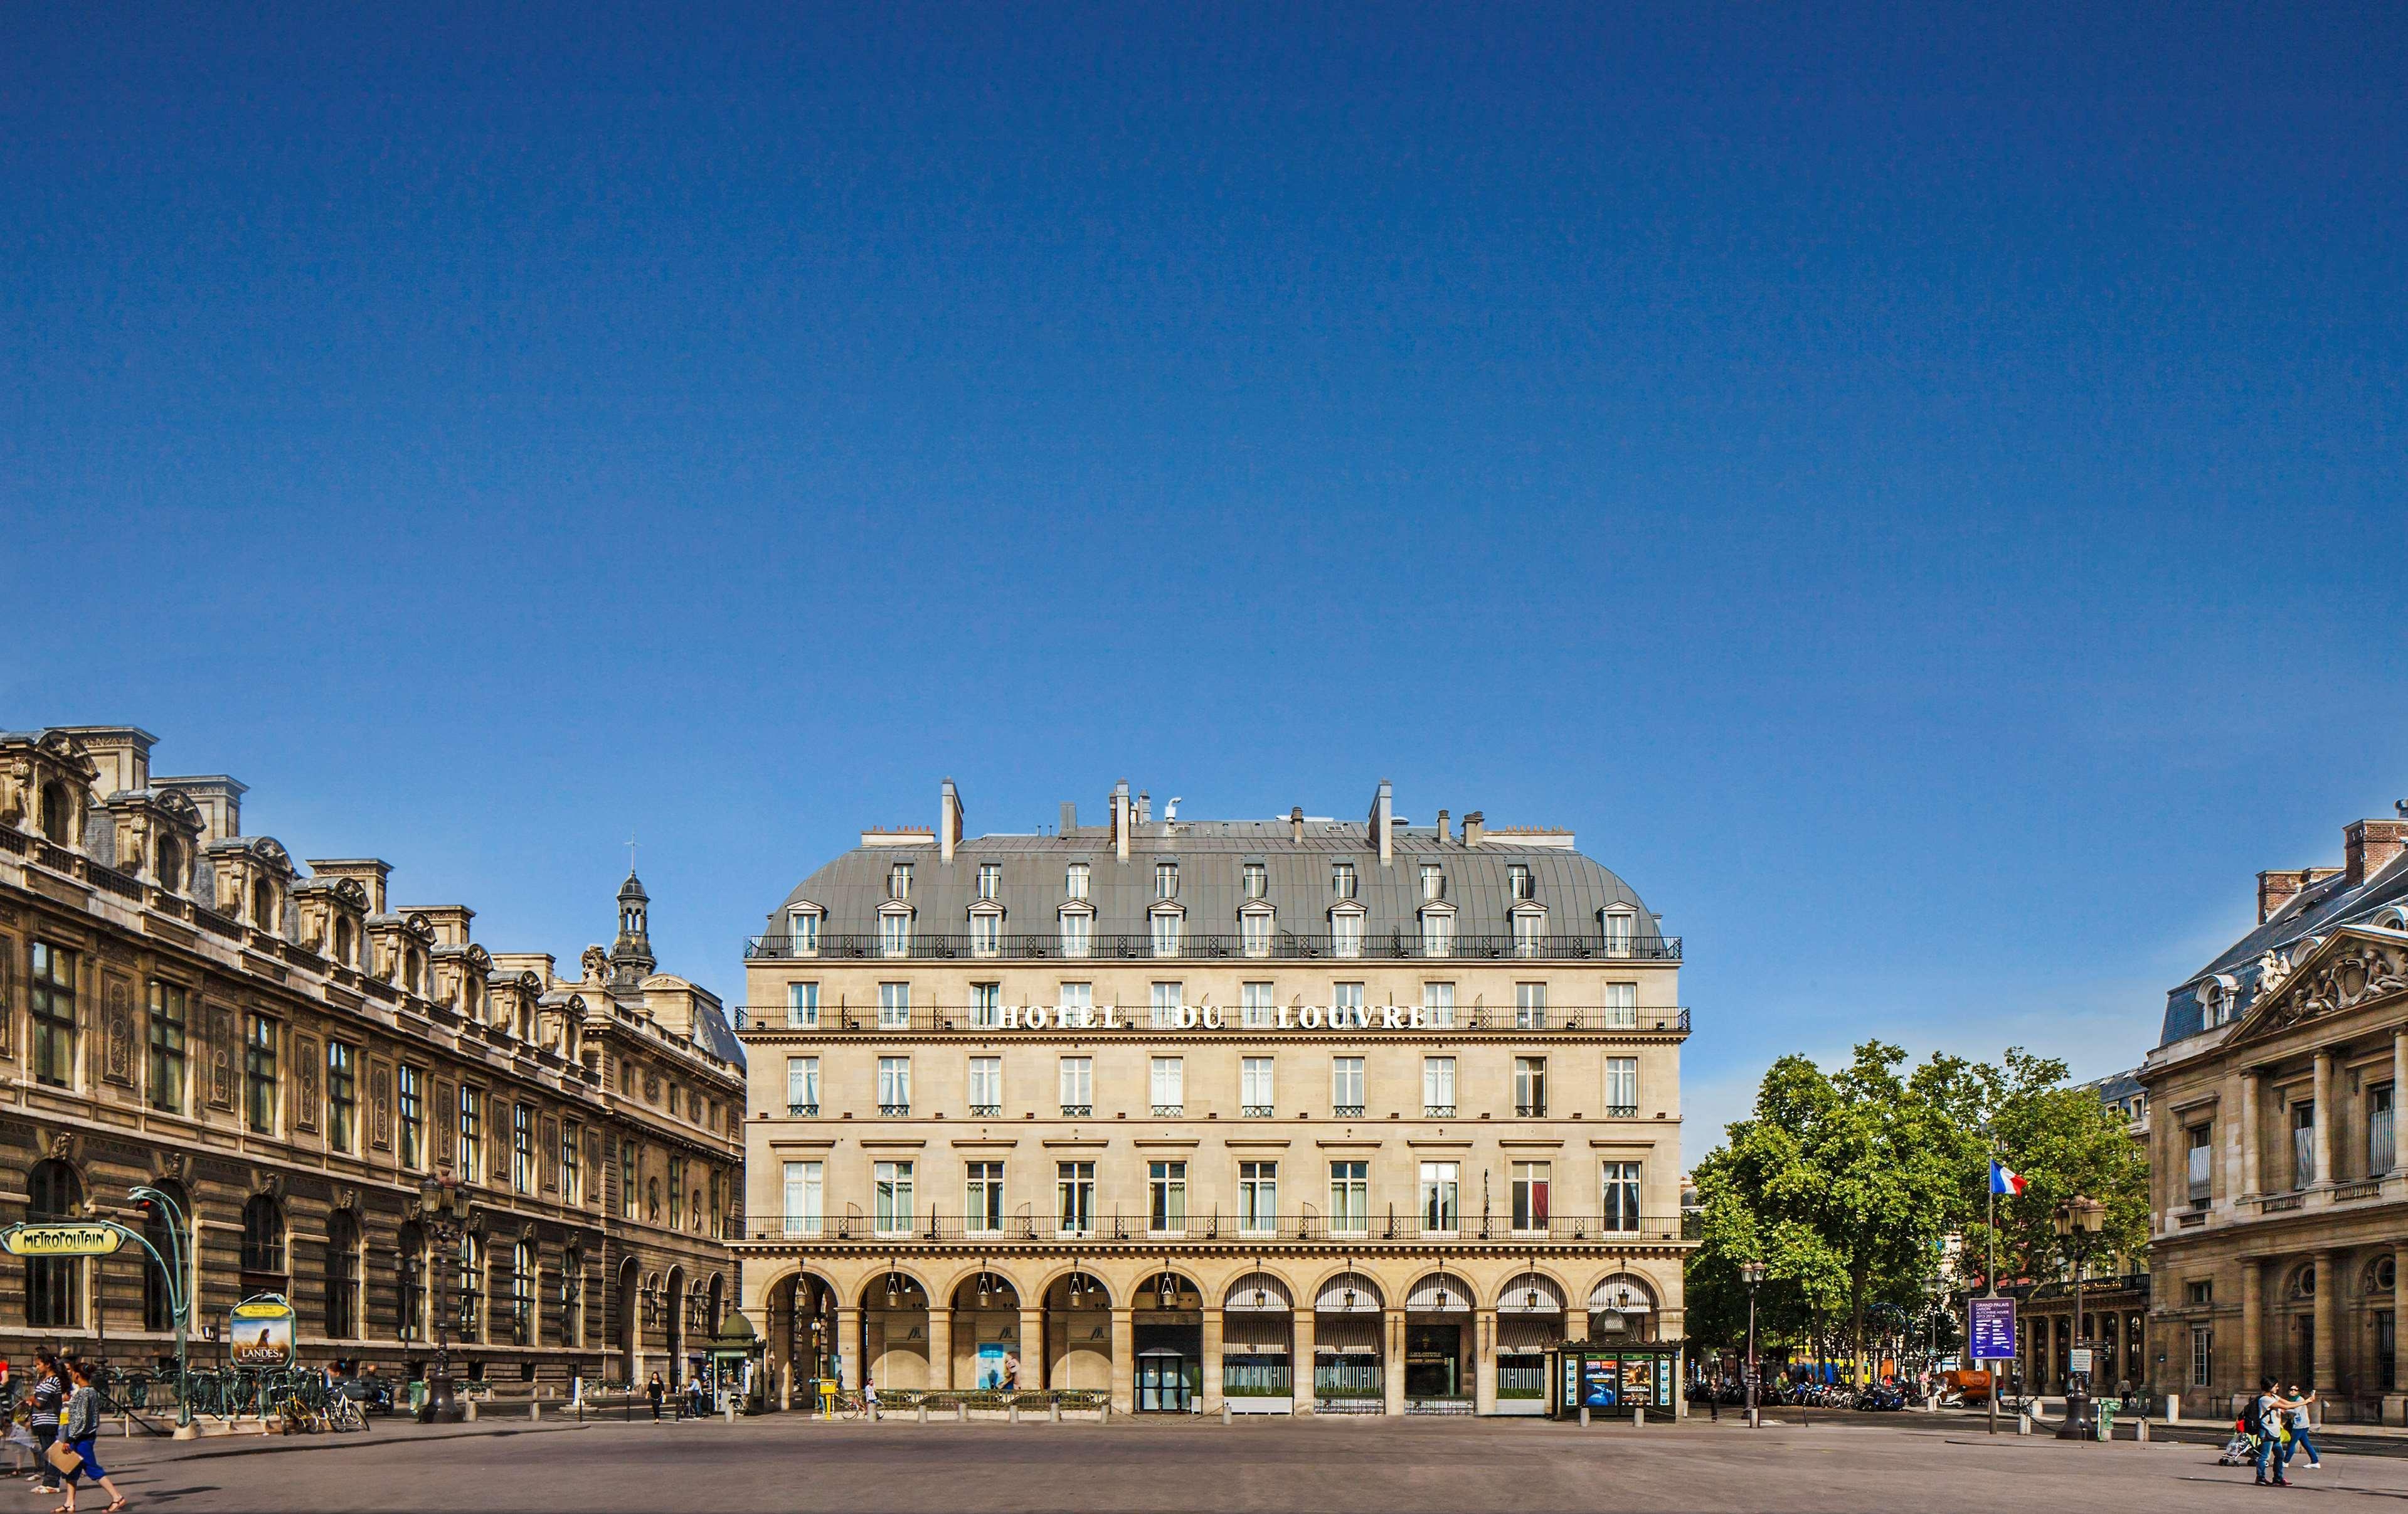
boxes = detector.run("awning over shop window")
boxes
[1406,1272,1475,1313]
[1313,1316,1381,1355]
[1588,1274,1656,1314]
[1498,1318,1564,1353]
[1315,1271,1382,1313]
[1497,1271,1566,1315]
[1224,1314,1291,1353]
[1224,1271,1293,1313]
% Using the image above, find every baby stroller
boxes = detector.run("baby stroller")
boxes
[2219,1419,2262,1467]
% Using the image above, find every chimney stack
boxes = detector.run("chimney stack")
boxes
[940,778,963,863]
[1463,811,1484,848]
[155,775,247,843]
[1289,806,1304,843]
[307,858,393,915]
[1137,791,1151,826]
[1112,780,1132,862]
[1060,801,1078,834]
[1369,779,1394,865]
[56,726,157,796]
[1435,809,1450,842]
[2344,818,2408,887]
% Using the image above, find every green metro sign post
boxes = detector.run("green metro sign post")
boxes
[0,1185,198,1434]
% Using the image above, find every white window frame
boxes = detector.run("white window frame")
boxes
[1514,982,1546,1029]
[1240,910,1272,958]
[1606,1056,1639,1115]
[1603,908,1635,956]
[782,1160,822,1237]
[877,1055,911,1114]
[1603,1160,1642,1233]
[1514,1055,1548,1117]
[1603,981,1637,1030]
[1148,1160,1187,1235]
[879,981,911,1028]
[1057,1160,1095,1236]
[970,912,1000,957]
[1065,863,1090,900]
[1059,910,1093,959]
[1332,910,1364,959]
[1422,981,1456,1027]
[969,1055,1002,1114]
[1150,910,1182,958]
[1329,1160,1369,1235]
[1239,1160,1278,1235]
[1241,1056,1275,1111]
[1150,981,1183,1028]
[1241,981,1275,1028]
[785,1055,819,1114]
[977,862,1002,900]
[965,1161,1005,1235]
[787,910,821,955]
[873,1159,915,1235]
[970,981,1002,1029]
[1155,861,1178,898]
[1332,1055,1365,1114]
[787,981,820,1028]
[1423,1055,1456,1114]
[1419,1160,1460,1235]
[1331,862,1356,900]
[1058,1055,1093,1113]
[1511,1159,1551,1234]
[1150,1055,1184,1112]
[878,910,911,959]
[1420,910,1455,958]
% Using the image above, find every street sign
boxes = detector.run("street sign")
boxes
[2069,1348,2094,1375]
[0,1223,126,1258]
[1968,1296,2017,1361]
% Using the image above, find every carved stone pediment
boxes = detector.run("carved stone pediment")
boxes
[2228,929,2408,1047]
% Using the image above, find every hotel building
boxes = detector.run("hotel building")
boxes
[735,781,1694,1415]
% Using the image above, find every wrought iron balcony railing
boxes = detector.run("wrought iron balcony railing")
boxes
[737,1005,1691,1036]
[740,1209,1687,1245]
[747,929,1679,964]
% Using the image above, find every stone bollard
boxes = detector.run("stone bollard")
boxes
[1221,1404,1231,1426]
[1579,1406,1590,1427]
[958,1402,968,1424]
[1100,1400,1111,1426]
[1010,1403,1021,1425]
[917,1403,928,1425]
[2135,1417,2149,1444]
[1049,1400,1061,1424]
[2017,1412,2032,1436]
[464,1400,477,1422]
[724,1399,736,1424]
[530,1402,541,1421]
[1633,1406,1645,1429]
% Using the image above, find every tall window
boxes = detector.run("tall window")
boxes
[873,1160,914,1234]
[971,912,1000,957]
[2371,1085,2397,1175]
[1419,1161,1459,1234]
[1331,1056,1365,1117]
[782,1160,823,1237]
[1241,1057,1275,1115]
[1244,862,1266,899]
[888,862,912,899]
[1057,1161,1095,1235]
[561,1120,583,1204]
[399,1065,425,1168]
[977,863,1002,900]
[1155,861,1178,898]
[620,1141,639,1220]
[1060,912,1093,958]
[1329,1160,1368,1234]
[1512,913,1542,958]
[147,979,187,1112]
[243,1013,279,1134]
[1508,864,1532,900]
[2185,1124,2212,1202]
[1241,981,1275,1028]
[1150,1056,1184,1116]
[2292,1102,2315,1190]
[560,1249,584,1346]
[1606,1057,1638,1116]
[878,912,911,958]
[29,942,77,1089]
[324,1211,359,1338]
[878,1056,911,1116]
[1332,982,1364,1021]
[1423,1055,1456,1116]
[787,982,820,1027]
[1603,982,1637,1029]
[1333,912,1364,959]
[455,1234,482,1339]
[969,1055,1002,1116]
[1420,864,1445,901]
[970,982,1002,1028]
[327,1041,357,1154]
[1514,983,1547,1030]
[1421,981,1456,1026]
[1514,1056,1548,1117]
[1603,910,1635,955]
[1058,1056,1092,1116]
[1603,1161,1643,1232]
[1239,1161,1277,1234]
[787,911,820,955]
[2189,1326,2212,1389]
[1058,981,1093,1016]
[879,982,911,1028]
[512,1102,536,1193]
[24,1160,81,1327]
[241,1192,287,1279]
[1150,981,1183,1028]
[668,1155,686,1229]
[1150,912,1182,957]
[1331,862,1355,900]
[1419,912,1455,957]
[1512,1161,1551,1232]
[965,1161,1005,1234]
[1241,912,1271,957]
[1065,862,1090,900]
[457,1085,482,1180]
[786,1055,820,1116]
[396,1223,426,1340]
[1148,1160,1187,1233]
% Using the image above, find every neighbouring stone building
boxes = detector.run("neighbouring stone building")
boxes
[735,780,1696,1415]
[2010,1068,2151,1397]
[0,724,743,1394]
[2140,804,2408,1422]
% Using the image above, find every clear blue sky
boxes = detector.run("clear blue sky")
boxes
[6,4,2404,1154]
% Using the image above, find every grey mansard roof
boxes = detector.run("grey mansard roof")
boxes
[2157,850,2408,1047]
[764,816,1665,945]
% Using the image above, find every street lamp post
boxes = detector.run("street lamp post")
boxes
[1740,1261,1768,1428]
[2051,1196,2107,1442]
[126,1186,194,1434]
[415,1171,474,1424]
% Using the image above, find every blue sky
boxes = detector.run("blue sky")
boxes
[6,4,2404,1154]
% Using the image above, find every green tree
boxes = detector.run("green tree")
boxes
[1958,1048,2148,1289]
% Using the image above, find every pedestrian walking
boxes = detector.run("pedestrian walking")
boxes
[56,1358,127,1513]
[2249,1377,2296,1488]
[646,1372,665,1422]
[28,1349,65,1498]
[2286,1385,2324,1470]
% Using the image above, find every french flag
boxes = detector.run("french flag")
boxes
[1990,1159,2028,1197]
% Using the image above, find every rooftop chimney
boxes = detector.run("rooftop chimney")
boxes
[2257,866,2345,924]
[1463,811,1484,848]
[1289,806,1304,843]
[1369,779,1394,865]
[1435,808,1450,841]
[940,778,963,863]
[2345,818,2408,887]
[1137,791,1152,826]
[155,775,247,843]
[1112,780,1132,862]
[56,726,157,796]
[307,858,393,914]
[1060,801,1078,834]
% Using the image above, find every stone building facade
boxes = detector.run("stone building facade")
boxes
[735,780,1695,1415]
[0,725,743,1393]
[2140,808,2408,1422]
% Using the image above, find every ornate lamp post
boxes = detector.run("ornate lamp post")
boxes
[2052,1196,2107,1441]
[415,1171,474,1424]
[1740,1261,1768,1427]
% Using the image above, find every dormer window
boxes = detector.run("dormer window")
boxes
[1149,902,1183,958]
[888,863,912,901]
[1601,907,1636,957]
[1420,865,1445,902]
[38,779,73,844]
[1419,904,1456,958]
[334,915,357,966]
[1066,863,1090,901]
[1155,861,1178,899]
[252,877,278,930]
[1329,900,1366,960]
[155,835,184,892]
[877,900,913,959]
[1332,863,1355,900]
[1244,863,1266,900]
[1509,865,1532,901]
[977,863,1002,901]
[1238,899,1275,959]
[968,898,1004,958]
[787,908,822,956]
[1512,911,1542,959]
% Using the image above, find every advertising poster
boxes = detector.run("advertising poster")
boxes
[1580,1357,1617,1408]
[975,1343,1009,1390]
[229,1294,297,1368]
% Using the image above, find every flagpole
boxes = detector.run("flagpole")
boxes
[1986,1163,1998,1437]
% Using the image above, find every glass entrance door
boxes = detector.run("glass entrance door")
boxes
[1137,1351,1193,1412]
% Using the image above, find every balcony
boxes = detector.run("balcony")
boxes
[1332,1104,1365,1119]
[746,929,1681,964]
[1423,1104,1456,1118]
[787,1102,819,1117]
[1241,1104,1275,1119]
[1604,1104,1638,1119]
[736,1003,1692,1037]
[1151,1104,1184,1118]
[1515,1103,1546,1119]
[879,1103,911,1117]
[1060,1104,1091,1118]
[739,1210,1689,1245]
[969,1104,1001,1118]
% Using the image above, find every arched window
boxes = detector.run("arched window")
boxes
[139,1182,189,1333]
[155,834,184,891]
[37,780,72,844]
[324,1211,360,1338]
[240,1193,286,1279]
[250,877,276,930]
[404,949,425,994]
[24,1160,82,1327]
[396,1222,427,1341]
[332,916,355,966]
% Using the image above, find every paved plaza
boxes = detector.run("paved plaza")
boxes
[55,1414,2408,1513]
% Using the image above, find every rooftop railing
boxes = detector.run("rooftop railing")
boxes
[742,1210,1686,1245]
[746,930,1679,964]
[736,1005,1690,1035]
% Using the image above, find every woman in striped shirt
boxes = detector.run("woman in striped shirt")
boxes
[26,1349,64,1497]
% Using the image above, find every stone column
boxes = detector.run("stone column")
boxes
[1382,1308,1407,1417]
[2314,1252,2337,1392]
[2314,1051,2335,1187]
[2241,1071,2261,1198]
[928,1306,953,1390]
[1566,1306,1589,1343]
[1292,1311,1315,1415]
[1201,1306,1225,1413]
[1018,1305,1045,1392]
[1109,1308,1134,1415]
[1473,1309,1497,1415]
[2394,1032,2408,1178]
[2239,1259,2264,1398]
[2394,1242,2408,1410]
[836,1305,862,1390]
